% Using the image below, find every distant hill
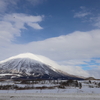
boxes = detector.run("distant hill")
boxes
[85,77,96,80]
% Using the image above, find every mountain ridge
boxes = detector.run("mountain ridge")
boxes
[0,53,83,80]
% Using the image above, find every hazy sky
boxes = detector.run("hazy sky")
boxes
[0,0,100,78]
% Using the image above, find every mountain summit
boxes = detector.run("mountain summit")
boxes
[0,53,83,80]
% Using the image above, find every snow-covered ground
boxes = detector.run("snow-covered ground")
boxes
[0,86,100,100]
[0,93,100,100]
[0,87,100,94]
[0,80,100,100]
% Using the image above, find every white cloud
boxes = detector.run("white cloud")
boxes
[74,6,100,29]
[0,13,43,45]
[0,0,19,12]
[28,22,43,29]
[0,0,7,12]
[1,29,100,62]
[57,59,89,66]
[74,6,90,18]
[27,0,46,6]
[88,69,100,79]
[3,13,43,23]
[0,0,46,13]
[27,29,100,61]
[74,12,90,18]
[95,59,100,63]
[94,16,100,28]
[61,65,90,77]
[80,6,86,10]
[1,29,100,78]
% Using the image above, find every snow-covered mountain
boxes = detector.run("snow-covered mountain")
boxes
[0,53,83,80]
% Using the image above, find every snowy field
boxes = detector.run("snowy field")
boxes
[0,88,100,100]
[0,87,100,94]
[0,80,100,100]
[0,93,100,100]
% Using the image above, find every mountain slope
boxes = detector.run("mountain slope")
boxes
[0,53,83,80]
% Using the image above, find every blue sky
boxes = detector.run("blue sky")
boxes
[0,0,100,78]
[10,0,100,43]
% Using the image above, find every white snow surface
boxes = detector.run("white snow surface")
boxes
[0,80,100,100]
[0,53,61,70]
[0,53,67,76]
[0,89,100,100]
